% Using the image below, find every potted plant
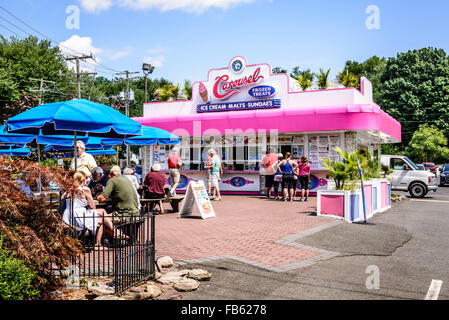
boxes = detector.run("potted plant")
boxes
[318,148,391,222]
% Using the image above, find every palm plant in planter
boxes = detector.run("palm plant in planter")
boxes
[321,147,359,190]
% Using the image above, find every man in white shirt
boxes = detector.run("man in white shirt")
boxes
[70,141,97,178]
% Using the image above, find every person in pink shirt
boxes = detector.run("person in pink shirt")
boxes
[168,147,183,196]
[298,155,311,202]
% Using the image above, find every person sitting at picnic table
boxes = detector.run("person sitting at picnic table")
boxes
[123,167,140,191]
[62,171,127,248]
[70,141,97,179]
[88,166,108,197]
[142,163,166,214]
[97,165,140,217]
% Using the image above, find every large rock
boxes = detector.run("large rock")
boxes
[173,278,199,292]
[145,283,162,298]
[87,284,115,296]
[93,295,124,300]
[157,256,174,268]
[188,269,211,281]
[157,271,187,285]
[155,290,183,300]
[121,292,153,300]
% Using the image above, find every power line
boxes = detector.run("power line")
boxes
[62,55,97,99]
[0,22,21,37]
[0,6,121,73]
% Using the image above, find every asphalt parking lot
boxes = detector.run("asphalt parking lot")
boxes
[180,186,449,300]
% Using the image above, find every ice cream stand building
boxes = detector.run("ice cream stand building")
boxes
[134,56,401,197]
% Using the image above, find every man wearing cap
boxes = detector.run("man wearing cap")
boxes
[70,141,97,178]
[88,167,109,197]
[142,163,166,213]
[167,147,183,196]
[97,165,139,217]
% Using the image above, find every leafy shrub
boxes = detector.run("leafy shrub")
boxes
[0,157,84,296]
[0,237,40,300]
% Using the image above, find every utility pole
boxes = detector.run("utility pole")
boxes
[62,54,97,99]
[115,70,139,166]
[29,78,56,105]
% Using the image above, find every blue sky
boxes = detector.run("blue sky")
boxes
[1,0,449,86]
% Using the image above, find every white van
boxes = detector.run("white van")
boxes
[380,155,438,198]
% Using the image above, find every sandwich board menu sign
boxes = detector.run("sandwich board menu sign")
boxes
[178,180,216,219]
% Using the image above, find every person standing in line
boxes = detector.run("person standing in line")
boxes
[292,154,301,201]
[70,141,97,179]
[271,153,284,200]
[205,149,214,196]
[167,147,183,196]
[206,149,221,201]
[261,150,278,199]
[277,152,298,201]
[298,155,311,202]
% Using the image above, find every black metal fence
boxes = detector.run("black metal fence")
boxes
[60,199,156,294]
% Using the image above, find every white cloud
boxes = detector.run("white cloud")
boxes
[147,45,167,55]
[119,0,255,13]
[78,0,255,13]
[59,35,103,72]
[78,0,114,13]
[107,46,133,60]
[142,55,165,68]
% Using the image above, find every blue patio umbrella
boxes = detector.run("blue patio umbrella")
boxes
[5,99,142,138]
[86,148,117,156]
[4,99,142,170]
[101,125,179,146]
[0,124,90,147]
[44,145,116,156]
[0,146,31,157]
[43,136,105,152]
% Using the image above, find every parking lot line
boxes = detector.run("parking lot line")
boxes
[410,199,449,203]
[425,280,443,300]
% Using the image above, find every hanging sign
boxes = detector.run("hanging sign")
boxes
[178,180,215,219]
[197,99,281,113]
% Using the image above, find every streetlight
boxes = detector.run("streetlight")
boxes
[142,63,155,103]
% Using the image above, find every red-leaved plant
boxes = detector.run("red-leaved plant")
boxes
[0,156,84,297]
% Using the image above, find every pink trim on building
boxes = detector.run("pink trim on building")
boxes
[134,104,401,142]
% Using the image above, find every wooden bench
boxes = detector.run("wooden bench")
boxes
[140,195,184,213]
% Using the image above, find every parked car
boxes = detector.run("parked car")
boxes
[416,164,425,170]
[422,162,437,173]
[440,164,449,186]
[380,155,438,198]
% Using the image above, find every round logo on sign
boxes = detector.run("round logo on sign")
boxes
[229,57,246,74]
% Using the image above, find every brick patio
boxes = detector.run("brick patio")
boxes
[155,195,341,272]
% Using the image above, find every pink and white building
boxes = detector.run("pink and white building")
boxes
[134,57,401,194]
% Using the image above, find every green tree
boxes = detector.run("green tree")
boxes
[295,73,313,91]
[182,80,192,100]
[0,36,70,123]
[377,47,449,145]
[338,69,359,88]
[405,124,449,163]
[315,68,330,89]
[341,56,387,100]
[272,67,287,74]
